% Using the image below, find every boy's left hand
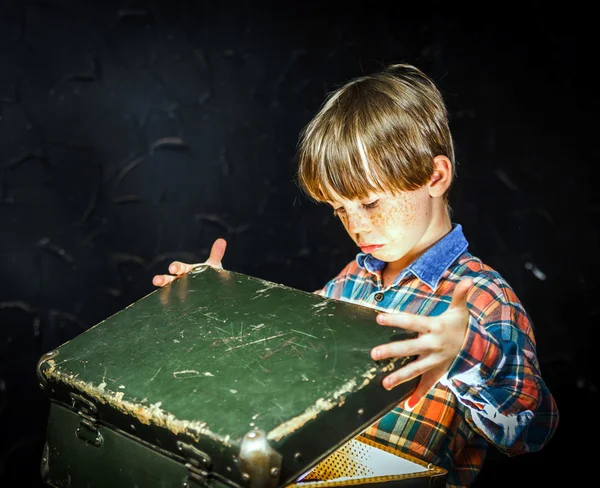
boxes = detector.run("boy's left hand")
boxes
[371,278,474,409]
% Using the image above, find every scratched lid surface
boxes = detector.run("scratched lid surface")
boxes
[38,265,418,487]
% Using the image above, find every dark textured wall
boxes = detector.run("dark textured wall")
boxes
[0,0,595,486]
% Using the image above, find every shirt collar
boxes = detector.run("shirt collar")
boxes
[356,223,469,291]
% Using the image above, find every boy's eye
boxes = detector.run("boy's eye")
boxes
[363,199,379,210]
[332,207,345,217]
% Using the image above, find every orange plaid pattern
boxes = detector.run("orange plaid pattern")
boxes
[317,225,559,487]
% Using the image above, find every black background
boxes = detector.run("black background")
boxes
[0,0,596,486]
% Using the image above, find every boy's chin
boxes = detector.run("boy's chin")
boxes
[370,250,393,261]
[371,248,405,263]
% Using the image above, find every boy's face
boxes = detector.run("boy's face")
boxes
[327,186,435,267]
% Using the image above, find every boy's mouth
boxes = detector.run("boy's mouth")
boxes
[359,244,384,254]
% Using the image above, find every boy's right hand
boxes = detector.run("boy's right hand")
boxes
[151,238,227,288]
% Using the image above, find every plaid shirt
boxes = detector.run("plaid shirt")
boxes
[316,224,559,488]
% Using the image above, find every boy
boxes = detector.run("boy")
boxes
[152,63,559,487]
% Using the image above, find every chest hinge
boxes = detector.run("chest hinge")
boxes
[70,392,103,447]
[177,441,212,487]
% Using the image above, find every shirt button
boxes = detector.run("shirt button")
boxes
[374,292,384,302]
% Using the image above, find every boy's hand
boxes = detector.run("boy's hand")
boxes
[151,238,227,287]
[371,278,474,409]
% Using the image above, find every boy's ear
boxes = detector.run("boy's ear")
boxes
[428,155,453,198]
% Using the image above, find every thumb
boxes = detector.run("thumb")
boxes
[206,238,227,268]
[449,278,474,310]
[405,374,439,410]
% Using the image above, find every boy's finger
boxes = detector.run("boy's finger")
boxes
[449,278,474,310]
[169,261,203,275]
[152,274,176,287]
[381,356,436,390]
[206,238,227,268]
[168,261,188,275]
[404,374,439,410]
[371,338,423,361]
[376,312,430,334]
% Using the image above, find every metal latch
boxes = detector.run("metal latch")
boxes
[70,393,103,447]
[177,441,212,488]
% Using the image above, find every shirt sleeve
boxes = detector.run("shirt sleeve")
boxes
[440,277,559,455]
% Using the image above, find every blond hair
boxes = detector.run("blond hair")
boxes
[296,63,455,203]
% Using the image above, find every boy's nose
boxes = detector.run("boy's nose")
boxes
[345,211,370,234]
